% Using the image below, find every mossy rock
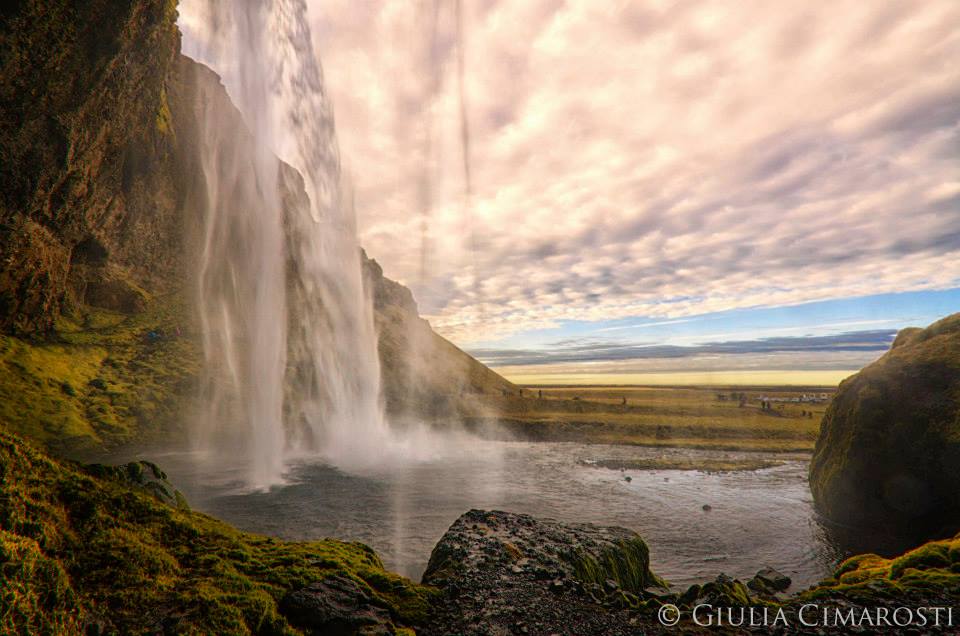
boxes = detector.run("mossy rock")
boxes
[802,531,960,604]
[0,431,432,634]
[809,313,960,528]
[571,537,667,593]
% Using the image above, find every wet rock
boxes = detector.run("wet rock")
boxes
[702,504,712,512]
[683,573,753,607]
[280,575,393,636]
[748,567,792,593]
[83,460,188,509]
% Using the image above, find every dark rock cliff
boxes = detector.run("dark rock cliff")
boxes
[0,0,186,333]
[809,313,960,530]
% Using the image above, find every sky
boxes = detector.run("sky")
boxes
[308,0,960,385]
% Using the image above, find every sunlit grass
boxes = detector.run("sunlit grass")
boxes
[492,385,832,452]
[0,295,200,450]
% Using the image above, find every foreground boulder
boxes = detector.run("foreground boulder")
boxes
[421,509,669,635]
[280,575,394,636]
[809,313,960,529]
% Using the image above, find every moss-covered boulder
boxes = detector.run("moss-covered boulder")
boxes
[801,531,960,605]
[421,509,666,635]
[809,313,960,528]
[0,431,431,635]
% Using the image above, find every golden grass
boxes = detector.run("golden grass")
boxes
[488,385,832,452]
[0,294,200,451]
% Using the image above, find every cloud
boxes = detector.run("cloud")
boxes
[310,0,960,344]
[468,328,896,367]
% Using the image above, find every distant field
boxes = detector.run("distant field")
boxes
[478,385,834,453]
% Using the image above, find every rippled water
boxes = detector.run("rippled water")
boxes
[147,440,845,589]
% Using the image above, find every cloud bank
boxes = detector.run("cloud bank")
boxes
[311,1,960,345]
[470,329,896,367]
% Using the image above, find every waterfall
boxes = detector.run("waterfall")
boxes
[179,0,389,487]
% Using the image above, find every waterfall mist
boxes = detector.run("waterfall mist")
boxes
[179,0,390,487]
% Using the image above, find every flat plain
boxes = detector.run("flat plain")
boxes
[482,384,835,453]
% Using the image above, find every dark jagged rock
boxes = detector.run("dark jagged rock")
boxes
[809,313,960,530]
[0,0,185,334]
[748,568,792,594]
[83,460,188,509]
[280,575,394,636]
[421,509,673,636]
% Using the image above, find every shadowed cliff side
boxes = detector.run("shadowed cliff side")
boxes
[363,254,517,420]
[809,313,960,532]
[0,0,186,333]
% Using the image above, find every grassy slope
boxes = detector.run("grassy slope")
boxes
[0,431,430,635]
[0,294,200,452]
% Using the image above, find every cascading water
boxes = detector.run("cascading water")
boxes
[179,0,390,487]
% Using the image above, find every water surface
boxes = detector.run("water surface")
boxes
[148,441,843,588]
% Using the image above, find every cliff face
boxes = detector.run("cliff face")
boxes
[809,313,960,529]
[363,254,516,419]
[0,0,513,448]
[0,0,187,333]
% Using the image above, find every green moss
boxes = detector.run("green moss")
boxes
[156,85,172,135]
[0,293,200,450]
[802,532,960,603]
[0,431,431,634]
[0,531,83,635]
[571,537,667,593]
[890,542,952,579]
